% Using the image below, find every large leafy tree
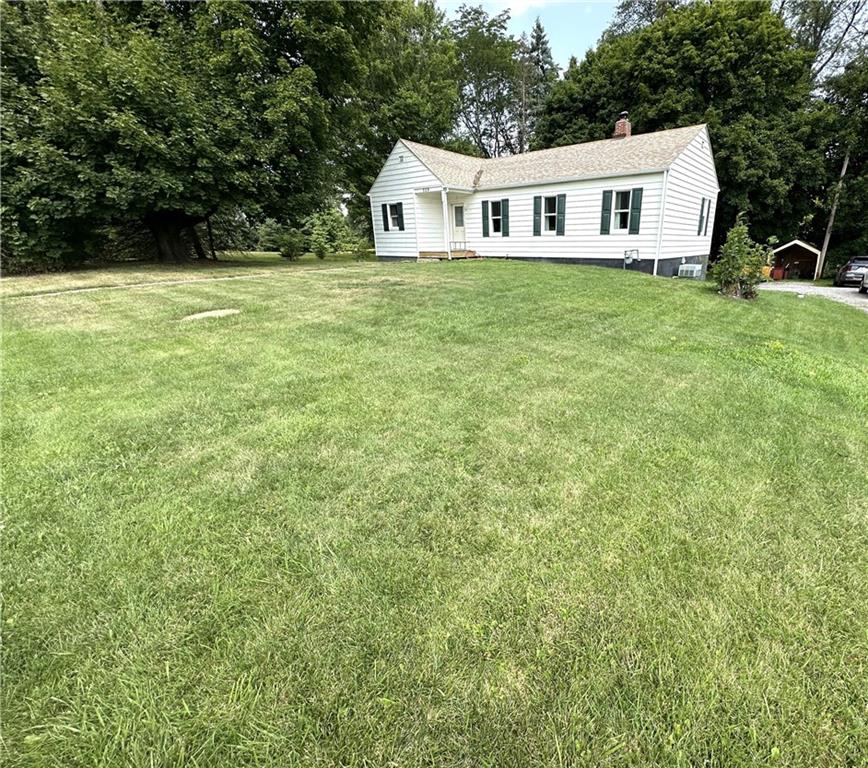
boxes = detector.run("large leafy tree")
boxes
[814,52,868,269]
[452,4,518,157]
[340,0,460,236]
[604,0,683,37]
[1,0,384,271]
[779,0,868,83]
[534,1,831,247]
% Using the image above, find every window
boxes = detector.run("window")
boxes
[601,188,641,235]
[613,190,631,231]
[482,199,508,237]
[490,200,502,234]
[381,201,404,232]
[454,205,464,228]
[544,196,557,233]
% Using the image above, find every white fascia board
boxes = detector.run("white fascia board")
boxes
[773,239,821,255]
[474,168,666,192]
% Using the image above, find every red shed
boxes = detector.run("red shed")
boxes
[771,240,820,280]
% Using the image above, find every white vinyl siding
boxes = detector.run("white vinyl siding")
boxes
[369,141,440,258]
[415,193,445,252]
[463,172,663,261]
[661,127,719,262]
[369,128,718,267]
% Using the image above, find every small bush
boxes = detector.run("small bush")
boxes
[712,215,772,299]
[305,206,366,260]
[276,229,306,260]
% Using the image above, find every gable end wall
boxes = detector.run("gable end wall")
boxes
[660,128,719,267]
[369,142,440,259]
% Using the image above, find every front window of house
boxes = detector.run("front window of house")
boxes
[613,190,631,231]
[490,200,502,233]
[389,203,401,229]
[544,196,557,233]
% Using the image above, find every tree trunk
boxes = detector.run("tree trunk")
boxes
[145,211,198,262]
[206,215,218,260]
[189,225,207,260]
[815,149,850,280]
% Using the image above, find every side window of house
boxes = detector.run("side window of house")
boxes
[482,199,509,237]
[491,200,502,233]
[600,188,642,235]
[380,202,404,232]
[697,197,706,235]
[613,191,631,231]
[533,194,566,236]
[544,197,557,233]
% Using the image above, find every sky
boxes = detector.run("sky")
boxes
[437,1,618,72]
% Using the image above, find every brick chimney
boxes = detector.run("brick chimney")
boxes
[613,111,631,139]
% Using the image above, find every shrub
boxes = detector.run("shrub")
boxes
[304,206,365,260]
[256,219,286,252]
[276,228,306,260]
[712,215,772,299]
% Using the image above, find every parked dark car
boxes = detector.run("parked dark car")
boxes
[834,256,868,286]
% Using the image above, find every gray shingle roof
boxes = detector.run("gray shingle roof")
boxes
[401,125,705,190]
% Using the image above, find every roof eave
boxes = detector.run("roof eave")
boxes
[773,239,821,255]
[475,167,668,191]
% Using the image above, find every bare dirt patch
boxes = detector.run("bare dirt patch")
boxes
[181,308,241,322]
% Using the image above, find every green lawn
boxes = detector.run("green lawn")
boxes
[3,259,867,767]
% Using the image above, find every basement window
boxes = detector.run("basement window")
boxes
[613,190,631,232]
[490,200,502,234]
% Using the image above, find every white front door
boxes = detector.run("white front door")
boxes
[452,204,465,243]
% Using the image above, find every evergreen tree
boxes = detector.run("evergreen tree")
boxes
[515,18,559,152]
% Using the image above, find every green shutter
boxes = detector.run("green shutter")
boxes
[396,202,405,231]
[381,203,389,232]
[704,200,711,236]
[533,196,542,236]
[556,193,566,236]
[628,188,643,234]
[600,190,612,235]
[501,199,509,237]
[482,200,489,237]
[697,198,705,235]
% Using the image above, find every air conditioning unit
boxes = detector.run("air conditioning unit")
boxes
[678,263,703,279]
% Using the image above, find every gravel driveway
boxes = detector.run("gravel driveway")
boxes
[758,281,868,313]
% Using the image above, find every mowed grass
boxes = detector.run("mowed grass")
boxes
[3,259,867,767]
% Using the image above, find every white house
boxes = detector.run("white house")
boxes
[367,115,719,277]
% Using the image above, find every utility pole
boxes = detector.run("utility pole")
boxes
[815,149,849,280]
